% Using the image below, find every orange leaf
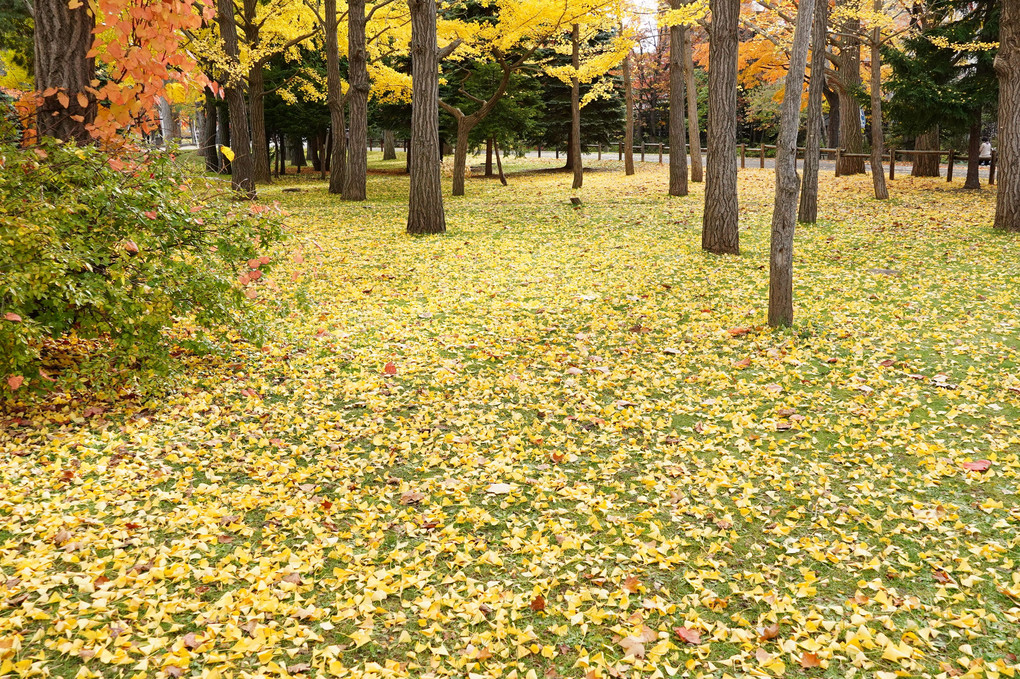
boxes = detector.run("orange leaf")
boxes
[7,375,24,390]
[530,595,546,612]
[4,313,22,322]
[383,362,397,375]
[759,623,780,641]
[77,92,89,109]
[800,652,822,668]
[728,327,752,337]
[674,627,701,645]
[56,91,70,109]
[622,576,639,594]
[962,459,991,472]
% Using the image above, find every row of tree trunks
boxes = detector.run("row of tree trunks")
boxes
[668,0,689,197]
[702,0,740,255]
[994,0,1019,231]
[798,0,829,224]
[768,0,816,328]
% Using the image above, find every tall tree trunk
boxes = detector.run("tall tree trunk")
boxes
[964,110,982,189]
[485,138,494,176]
[683,26,703,183]
[216,0,256,199]
[823,86,840,149]
[834,7,865,175]
[34,0,95,143]
[249,65,272,183]
[868,15,889,200]
[344,0,369,201]
[159,98,173,144]
[994,0,1020,231]
[912,126,940,176]
[571,23,583,190]
[217,104,231,174]
[702,0,740,255]
[668,2,689,197]
[769,0,816,328]
[407,0,448,234]
[309,134,322,171]
[325,0,348,195]
[798,0,829,223]
[623,51,636,176]
[203,91,219,172]
[383,130,397,160]
[451,115,470,196]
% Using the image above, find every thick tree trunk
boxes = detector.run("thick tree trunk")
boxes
[325,0,348,195]
[769,0,816,328]
[869,19,888,200]
[964,111,982,190]
[216,0,256,199]
[203,91,219,172]
[451,115,471,196]
[668,3,689,197]
[344,0,369,201]
[248,65,272,183]
[159,98,173,144]
[834,8,865,175]
[623,51,636,176]
[34,0,95,143]
[912,126,940,176]
[798,0,829,224]
[485,138,494,176]
[823,86,840,149]
[683,26,703,183]
[571,23,583,190]
[994,0,1019,231]
[309,134,322,171]
[702,0,740,255]
[383,130,397,160]
[217,105,231,174]
[407,0,448,234]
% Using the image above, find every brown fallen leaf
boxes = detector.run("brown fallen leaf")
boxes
[530,595,546,612]
[622,576,639,594]
[182,632,202,650]
[674,626,701,645]
[728,327,752,337]
[734,357,752,369]
[399,490,425,505]
[759,623,780,641]
[755,648,772,663]
[800,652,822,668]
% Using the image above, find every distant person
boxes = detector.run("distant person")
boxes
[979,138,993,166]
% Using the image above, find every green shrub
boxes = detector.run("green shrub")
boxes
[0,139,285,395]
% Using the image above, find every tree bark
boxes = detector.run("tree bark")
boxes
[571,23,583,190]
[683,26,703,183]
[383,129,397,160]
[769,0,816,328]
[407,0,448,234]
[964,110,982,190]
[798,0,829,224]
[994,0,1020,231]
[34,0,95,143]
[216,0,256,199]
[623,51,636,176]
[159,98,173,144]
[823,85,840,149]
[217,104,231,174]
[702,0,740,255]
[834,5,866,175]
[450,116,471,196]
[309,134,322,171]
[668,2,689,197]
[325,0,348,195]
[248,64,272,184]
[485,138,494,176]
[868,12,888,200]
[203,91,219,172]
[344,0,369,200]
[912,126,940,176]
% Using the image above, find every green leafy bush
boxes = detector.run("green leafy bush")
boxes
[0,139,285,394]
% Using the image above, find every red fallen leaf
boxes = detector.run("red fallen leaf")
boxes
[124,522,141,530]
[38,369,56,383]
[759,623,780,641]
[622,576,639,594]
[933,569,952,584]
[122,240,139,254]
[248,258,261,269]
[143,210,157,219]
[3,313,21,322]
[259,255,271,265]
[800,652,822,668]
[182,632,202,649]
[674,626,701,645]
[321,500,332,511]
[962,460,991,472]
[551,452,565,463]
[6,376,24,390]
[384,362,398,375]
[879,359,896,367]
[94,575,110,587]
[530,595,546,612]
[733,357,751,369]
[728,327,751,337]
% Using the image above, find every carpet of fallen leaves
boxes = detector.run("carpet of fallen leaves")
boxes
[2,158,1020,679]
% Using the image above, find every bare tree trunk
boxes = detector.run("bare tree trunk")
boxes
[344,0,369,200]
[964,110,982,190]
[33,0,95,143]
[325,0,348,195]
[823,86,840,149]
[683,26,703,183]
[485,138,494,176]
[834,6,866,175]
[159,98,173,144]
[216,0,256,199]
[571,23,583,190]
[994,0,1019,231]
[769,0,816,327]
[407,0,448,234]
[383,130,397,160]
[451,115,470,196]
[798,0,829,223]
[309,134,322,171]
[668,2,689,197]
[912,126,940,176]
[217,106,231,174]
[494,138,508,186]
[869,14,889,200]
[203,91,219,172]
[702,0,740,255]
[623,51,636,176]
[248,65,272,184]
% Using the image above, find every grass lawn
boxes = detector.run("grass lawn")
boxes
[1,155,1019,679]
